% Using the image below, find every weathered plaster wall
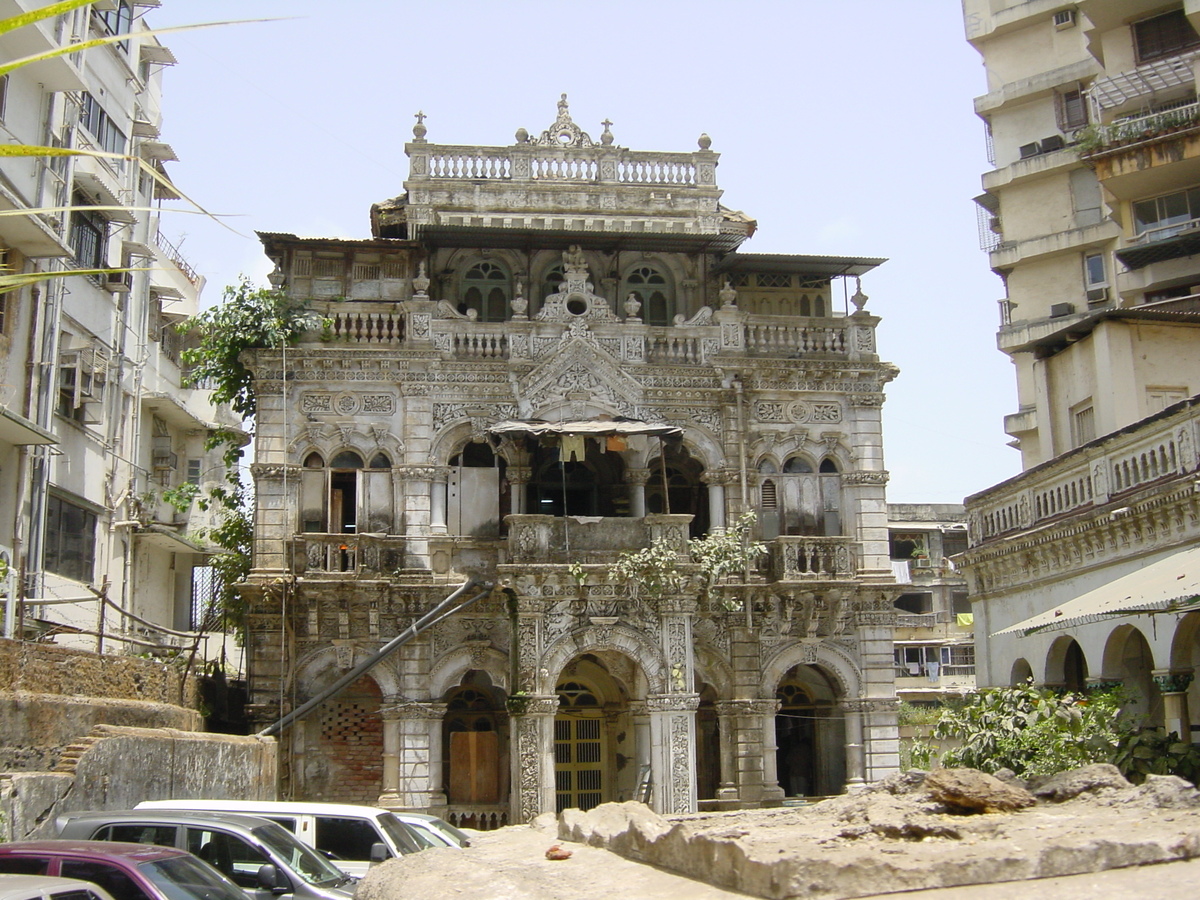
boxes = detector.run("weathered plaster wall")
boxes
[0,725,277,840]
[0,638,198,705]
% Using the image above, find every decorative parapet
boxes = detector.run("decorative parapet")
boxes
[288,534,406,576]
[507,514,694,563]
[770,536,859,581]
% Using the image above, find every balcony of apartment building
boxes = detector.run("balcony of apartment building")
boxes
[964,394,1200,589]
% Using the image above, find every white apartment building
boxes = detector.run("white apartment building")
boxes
[960,1,1200,740]
[0,1,238,658]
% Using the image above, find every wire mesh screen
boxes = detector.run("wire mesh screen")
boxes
[191,565,224,631]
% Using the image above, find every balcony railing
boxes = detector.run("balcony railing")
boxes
[968,396,1198,543]
[154,229,200,285]
[415,145,701,187]
[769,536,858,580]
[288,534,405,575]
[1130,214,1200,247]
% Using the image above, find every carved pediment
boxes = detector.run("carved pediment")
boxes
[518,334,642,413]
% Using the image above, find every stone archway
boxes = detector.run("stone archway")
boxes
[774,664,846,798]
[1010,658,1033,685]
[1046,636,1088,692]
[307,673,384,803]
[1102,625,1162,728]
[441,670,509,830]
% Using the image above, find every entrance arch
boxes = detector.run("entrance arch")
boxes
[441,670,509,827]
[1103,625,1162,728]
[775,664,845,797]
[1046,636,1088,692]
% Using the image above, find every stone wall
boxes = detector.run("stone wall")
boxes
[0,724,277,840]
[0,638,198,705]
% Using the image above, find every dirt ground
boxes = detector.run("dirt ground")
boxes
[357,769,1200,900]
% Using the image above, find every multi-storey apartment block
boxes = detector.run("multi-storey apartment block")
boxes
[240,99,904,823]
[0,2,237,654]
[960,2,1200,740]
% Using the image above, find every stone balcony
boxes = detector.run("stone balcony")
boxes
[288,533,407,577]
[310,299,878,365]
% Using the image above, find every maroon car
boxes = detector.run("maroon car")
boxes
[0,842,247,900]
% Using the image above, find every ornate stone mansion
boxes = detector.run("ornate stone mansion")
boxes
[241,98,901,825]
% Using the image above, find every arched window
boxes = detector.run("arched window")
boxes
[770,454,841,537]
[622,264,673,325]
[299,449,394,534]
[646,445,708,537]
[461,261,510,322]
[538,263,564,316]
[442,673,506,810]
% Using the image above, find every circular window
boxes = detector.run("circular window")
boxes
[566,295,588,316]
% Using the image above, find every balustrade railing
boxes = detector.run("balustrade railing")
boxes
[414,145,700,187]
[289,534,405,575]
[743,320,847,355]
[969,402,1199,543]
[769,536,858,580]
[327,309,405,344]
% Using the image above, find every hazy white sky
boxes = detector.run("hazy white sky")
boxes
[149,1,1017,506]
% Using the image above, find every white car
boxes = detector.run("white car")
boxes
[0,876,116,900]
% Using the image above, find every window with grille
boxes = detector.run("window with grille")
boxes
[1134,8,1200,63]
[1056,88,1088,131]
[79,92,127,155]
[45,494,97,583]
[1071,402,1096,447]
[461,261,510,322]
[69,194,107,270]
[555,681,604,813]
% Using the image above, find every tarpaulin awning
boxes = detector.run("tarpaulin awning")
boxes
[488,418,682,438]
[992,545,1200,637]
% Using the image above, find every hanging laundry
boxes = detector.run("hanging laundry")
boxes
[561,434,585,461]
[606,434,627,452]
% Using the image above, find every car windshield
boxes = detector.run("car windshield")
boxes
[252,824,352,888]
[426,818,470,846]
[376,814,423,854]
[138,855,247,900]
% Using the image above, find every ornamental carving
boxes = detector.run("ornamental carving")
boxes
[715,699,780,717]
[670,715,692,813]
[841,698,900,714]
[516,717,543,823]
[646,694,701,712]
[843,470,890,486]
[249,464,298,480]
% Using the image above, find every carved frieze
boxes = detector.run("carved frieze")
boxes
[843,470,890,486]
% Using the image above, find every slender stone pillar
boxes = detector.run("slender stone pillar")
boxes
[1154,670,1194,739]
[626,468,650,518]
[704,479,726,532]
[508,466,531,515]
[378,703,401,806]
[430,475,448,533]
[713,702,740,803]
[840,700,867,785]
[760,702,785,803]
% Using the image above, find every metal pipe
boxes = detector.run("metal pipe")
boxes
[257,577,492,738]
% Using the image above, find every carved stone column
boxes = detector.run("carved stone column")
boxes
[759,699,785,803]
[508,466,531,516]
[378,701,402,805]
[839,699,869,786]
[647,694,700,814]
[379,700,447,811]
[714,698,778,804]
[508,694,559,824]
[1154,670,1194,739]
[625,468,651,518]
[701,473,726,532]
[249,463,300,575]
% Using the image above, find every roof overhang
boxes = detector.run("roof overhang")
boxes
[711,253,886,279]
[133,524,208,555]
[992,544,1200,637]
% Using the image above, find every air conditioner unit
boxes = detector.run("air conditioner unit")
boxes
[1050,302,1076,317]
[1053,9,1076,29]
[914,557,934,569]
[103,271,133,293]
[1019,142,1041,159]
[1040,134,1066,153]
[1086,287,1109,304]
[152,450,178,470]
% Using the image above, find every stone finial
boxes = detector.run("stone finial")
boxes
[512,279,528,318]
[719,279,737,308]
[515,127,529,144]
[624,292,642,320]
[412,260,430,297]
[267,261,285,290]
[850,276,868,314]
[532,93,594,147]
[413,110,427,141]
[601,119,614,146]
[698,133,712,150]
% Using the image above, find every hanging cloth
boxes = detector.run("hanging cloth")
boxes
[606,434,627,452]
[561,434,585,461]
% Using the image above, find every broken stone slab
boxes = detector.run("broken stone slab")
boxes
[1100,774,1200,809]
[1031,764,1131,802]
[925,767,1037,813]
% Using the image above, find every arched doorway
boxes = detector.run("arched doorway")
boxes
[526,440,627,517]
[442,671,509,829]
[553,653,644,812]
[695,683,720,801]
[775,665,845,798]
[1011,658,1033,685]
[1046,636,1088,692]
[1103,625,1162,728]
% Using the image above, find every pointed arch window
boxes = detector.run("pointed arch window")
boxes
[622,264,673,325]
[461,261,511,322]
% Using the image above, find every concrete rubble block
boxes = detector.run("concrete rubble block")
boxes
[924,767,1037,813]
[832,792,965,840]
[559,800,674,858]
[1102,774,1200,809]
[1031,763,1132,802]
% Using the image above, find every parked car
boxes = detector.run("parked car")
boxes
[390,812,471,848]
[0,841,247,900]
[135,799,440,876]
[55,811,355,900]
[0,874,116,900]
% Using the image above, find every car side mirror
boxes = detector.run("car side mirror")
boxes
[369,842,389,865]
[256,863,289,895]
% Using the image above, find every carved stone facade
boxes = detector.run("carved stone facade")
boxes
[243,100,901,824]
